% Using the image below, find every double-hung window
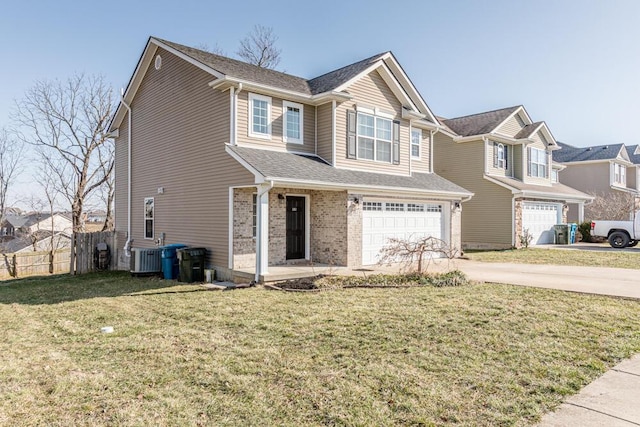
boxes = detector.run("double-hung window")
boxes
[283,101,303,144]
[144,197,154,239]
[249,93,271,139]
[528,147,548,178]
[357,112,392,162]
[613,164,626,185]
[411,129,421,159]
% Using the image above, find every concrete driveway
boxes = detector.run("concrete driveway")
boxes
[431,258,640,299]
[536,242,640,253]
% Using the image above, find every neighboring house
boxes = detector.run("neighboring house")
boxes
[109,37,473,281]
[553,142,640,221]
[434,105,593,249]
[4,213,73,238]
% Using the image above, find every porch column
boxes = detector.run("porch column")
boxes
[255,184,271,282]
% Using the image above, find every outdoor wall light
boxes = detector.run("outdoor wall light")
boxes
[278,194,285,200]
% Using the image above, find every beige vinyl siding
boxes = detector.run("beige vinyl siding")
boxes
[512,144,523,179]
[334,70,411,175]
[124,48,254,269]
[495,112,524,137]
[316,103,333,164]
[434,133,513,247]
[524,137,552,186]
[410,130,431,173]
[236,91,315,154]
[559,162,612,195]
[485,140,514,178]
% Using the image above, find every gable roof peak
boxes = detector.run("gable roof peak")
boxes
[442,105,523,137]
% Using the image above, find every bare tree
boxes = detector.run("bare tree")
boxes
[586,191,640,221]
[12,74,115,233]
[196,42,226,56]
[0,129,24,228]
[377,236,460,274]
[236,25,282,69]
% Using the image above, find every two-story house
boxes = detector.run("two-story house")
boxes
[109,37,473,282]
[553,142,640,221]
[434,106,592,249]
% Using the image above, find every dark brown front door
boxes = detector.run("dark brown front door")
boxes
[286,196,305,260]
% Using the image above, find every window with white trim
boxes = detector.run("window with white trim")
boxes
[249,93,271,139]
[551,169,559,183]
[529,147,548,178]
[411,129,421,158]
[386,203,405,212]
[407,203,424,212]
[613,163,626,185]
[283,101,303,144]
[357,112,392,163]
[144,197,154,239]
[497,144,505,169]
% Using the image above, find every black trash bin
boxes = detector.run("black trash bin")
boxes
[553,224,569,245]
[177,247,206,283]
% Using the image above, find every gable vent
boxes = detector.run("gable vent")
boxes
[603,146,608,149]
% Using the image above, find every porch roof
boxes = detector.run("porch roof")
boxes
[486,175,594,202]
[227,146,473,198]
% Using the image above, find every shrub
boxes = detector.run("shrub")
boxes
[578,221,592,243]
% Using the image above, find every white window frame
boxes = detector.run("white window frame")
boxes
[356,112,392,163]
[496,143,506,169]
[144,197,154,240]
[411,128,421,159]
[551,169,559,183]
[529,147,548,178]
[282,101,303,144]
[248,93,272,139]
[613,163,626,186]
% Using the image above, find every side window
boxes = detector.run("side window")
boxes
[144,197,154,239]
[283,101,303,144]
[249,93,272,139]
[411,129,421,159]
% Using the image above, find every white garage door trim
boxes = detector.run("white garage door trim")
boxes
[522,202,561,245]
[362,200,444,265]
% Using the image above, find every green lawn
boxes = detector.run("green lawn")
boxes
[1,272,640,426]
[466,247,640,269]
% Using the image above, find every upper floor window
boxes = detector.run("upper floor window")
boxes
[528,147,548,178]
[283,101,303,144]
[249,93,271,139]
[357,112,392,162]
[551,169,559,183]
[411,129,421,159]
[613,163,626,185]
[493,142,508,169]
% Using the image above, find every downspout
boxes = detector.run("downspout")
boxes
[331,100,336,166]
[121,92,133,257]
[430,129,436,173]
[255,180,274,283]
[232,83,243,145]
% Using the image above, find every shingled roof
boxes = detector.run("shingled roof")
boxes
[626,145,640,164]
[157,38,314,94]
[158,38,390,96]
[513,121,544,139]
[553,141,627,163]
[442,106,521,137]
[227,146,472,196]
[488,175,593,201]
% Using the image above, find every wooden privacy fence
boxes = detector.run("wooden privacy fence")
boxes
[70,231,117,274]
[0,249,71,280]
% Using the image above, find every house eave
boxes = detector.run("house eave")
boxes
[209,77,352,105]
[483,175,593,202]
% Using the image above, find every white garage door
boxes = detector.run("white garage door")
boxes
[362,201,444,265]
[522,202,561,245]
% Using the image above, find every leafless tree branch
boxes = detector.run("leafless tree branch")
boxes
[236,25,282,69]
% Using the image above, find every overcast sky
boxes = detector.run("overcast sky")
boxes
[1,0,639,208]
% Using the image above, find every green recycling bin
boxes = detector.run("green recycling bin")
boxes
[553,224,569,245]
[177,247,206,282]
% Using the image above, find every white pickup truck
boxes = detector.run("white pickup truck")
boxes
[591,212,640,248]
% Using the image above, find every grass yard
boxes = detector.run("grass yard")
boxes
[466,247,640,269]
[1,272,640,426]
